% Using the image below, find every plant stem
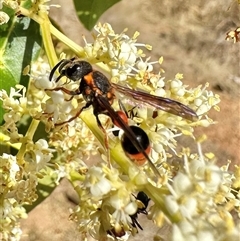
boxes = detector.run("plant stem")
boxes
[39,12,58,68]
[49,25,85,56]
[16,119,39,165]
[19,6,84,58]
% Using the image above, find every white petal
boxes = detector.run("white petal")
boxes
[124,202,137,215]
[173,173,193,195]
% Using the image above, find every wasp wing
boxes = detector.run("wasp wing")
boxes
[112,83,198,121]
[96,95,160,177]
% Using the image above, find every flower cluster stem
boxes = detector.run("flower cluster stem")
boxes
[16,118,39,165]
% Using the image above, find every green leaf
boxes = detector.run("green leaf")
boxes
[0,5,42,123]
[73,0,121,30]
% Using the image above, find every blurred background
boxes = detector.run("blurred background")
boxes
[20,0,239,240]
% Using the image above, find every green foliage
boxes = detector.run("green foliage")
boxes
[73,0,121,30]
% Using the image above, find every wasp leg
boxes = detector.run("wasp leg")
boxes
[94,112,112,168]
[131,216,143,231]
[55,102,92,126]
[45,87,81,96]
[65,95,74,102]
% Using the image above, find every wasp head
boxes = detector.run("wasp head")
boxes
[49,58,93,83]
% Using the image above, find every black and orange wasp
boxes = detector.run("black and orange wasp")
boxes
[48,57,198,176]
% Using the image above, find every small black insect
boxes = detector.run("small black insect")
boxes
[130,191,150,231]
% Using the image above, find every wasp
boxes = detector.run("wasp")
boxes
[48,58,198,175]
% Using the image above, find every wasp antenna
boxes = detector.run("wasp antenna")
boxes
[55,73,65,83]
[58,59,72,73]
[49,59,66,81]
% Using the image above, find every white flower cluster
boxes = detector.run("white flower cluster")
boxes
[0,0,18,25]
[0,0,60,25]
[0,85,55,240]
[69,164,146,240]
[153,146,240,241]
[0,144,54,240]
[0,86,27,142]
[31,0,60,13]
[68,145,240,240]
[0,198,27,241]
[83,23,155,82]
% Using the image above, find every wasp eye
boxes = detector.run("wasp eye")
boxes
[63,61,93,81]
[64,64,82,81]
